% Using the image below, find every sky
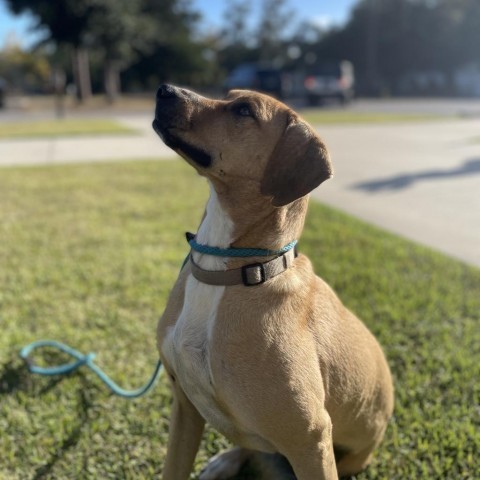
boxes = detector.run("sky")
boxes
[0,0,358,49]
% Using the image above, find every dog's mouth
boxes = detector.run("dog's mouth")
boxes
[152,119,212,168]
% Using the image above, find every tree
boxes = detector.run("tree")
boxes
[120,0,213,91]
[217,0,297,77]
[5,0,95,101]
[217,0,257,73]
[256,0,294,63]
[0,39,51,93]
[5,0,206,101]
[311,0,480,96]
[90,0,206,98]
[222,0,252,46]
[87,0,155,102]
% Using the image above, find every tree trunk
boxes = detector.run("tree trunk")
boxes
[72,47,92,103]
[52,65,66,119]
[365,0,380,96]
[104,59,121,104]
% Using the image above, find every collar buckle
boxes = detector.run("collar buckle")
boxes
[241,262,267,287]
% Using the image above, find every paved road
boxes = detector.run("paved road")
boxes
[312,119,480,267]
[1,107,479,268]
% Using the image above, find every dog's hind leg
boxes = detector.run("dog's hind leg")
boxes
[336,444,375,478]
[200,449,297,480]
[199,448,254,480]
[254,453,297,479]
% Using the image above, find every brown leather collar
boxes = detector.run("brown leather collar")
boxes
[189,247,298,287]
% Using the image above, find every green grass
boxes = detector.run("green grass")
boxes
[1,159,479,479]
[0,119,136,139]
[298,110,449,125]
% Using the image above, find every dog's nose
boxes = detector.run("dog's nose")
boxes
[156,84,178,101]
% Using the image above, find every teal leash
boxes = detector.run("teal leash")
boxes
[20,340,163,398]
[19,234,298,399]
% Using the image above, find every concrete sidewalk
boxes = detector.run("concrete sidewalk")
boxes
[1,113,479,268]
[0,115,171,166]
[312,118,480,268]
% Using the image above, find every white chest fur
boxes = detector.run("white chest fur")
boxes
[162,185,235,431]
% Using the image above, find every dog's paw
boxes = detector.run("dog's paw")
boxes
[199,447,250,480]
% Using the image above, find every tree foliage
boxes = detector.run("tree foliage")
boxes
[4,0,208,98]
[217,0,297,74]
[0,42,51,93]
[216,0,480,96]
[256,0,294,61]
[4,0,480,97]
[121,0,213,90]
[311,0,480,94]
[6,0,92,47]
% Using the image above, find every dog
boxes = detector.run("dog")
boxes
[152,84,394,480]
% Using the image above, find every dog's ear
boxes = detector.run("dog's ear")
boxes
[261,115,333,207]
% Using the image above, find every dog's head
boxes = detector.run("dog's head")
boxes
[153,84,332,207]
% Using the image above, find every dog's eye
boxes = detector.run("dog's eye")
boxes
[234,103,253,118]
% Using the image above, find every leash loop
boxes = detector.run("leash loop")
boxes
[20,340,162,398]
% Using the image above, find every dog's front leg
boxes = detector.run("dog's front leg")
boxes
[162,381,205,480]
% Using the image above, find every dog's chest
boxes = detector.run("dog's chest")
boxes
[162,186,236,434]
[162,277,232,430]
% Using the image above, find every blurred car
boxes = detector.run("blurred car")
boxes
[224,64,285,99]
[304,60,355,105]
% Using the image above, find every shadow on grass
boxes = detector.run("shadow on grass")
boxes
[32,378,93,480]
[0,356,69,396]
[0,360,36,395]
[0,358,95,479]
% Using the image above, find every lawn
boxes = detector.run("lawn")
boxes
[298,110,449,126]
[0,110,449,143]
[0,119,136,139]
[1,159,479,479]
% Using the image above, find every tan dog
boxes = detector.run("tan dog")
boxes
[153,84,394,480]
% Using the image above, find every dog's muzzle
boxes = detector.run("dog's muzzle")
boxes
[153,84,212,168]
[156,84,180,100]
[153,84,182,133]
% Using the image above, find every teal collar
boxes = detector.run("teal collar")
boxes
[186,232,298,258]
